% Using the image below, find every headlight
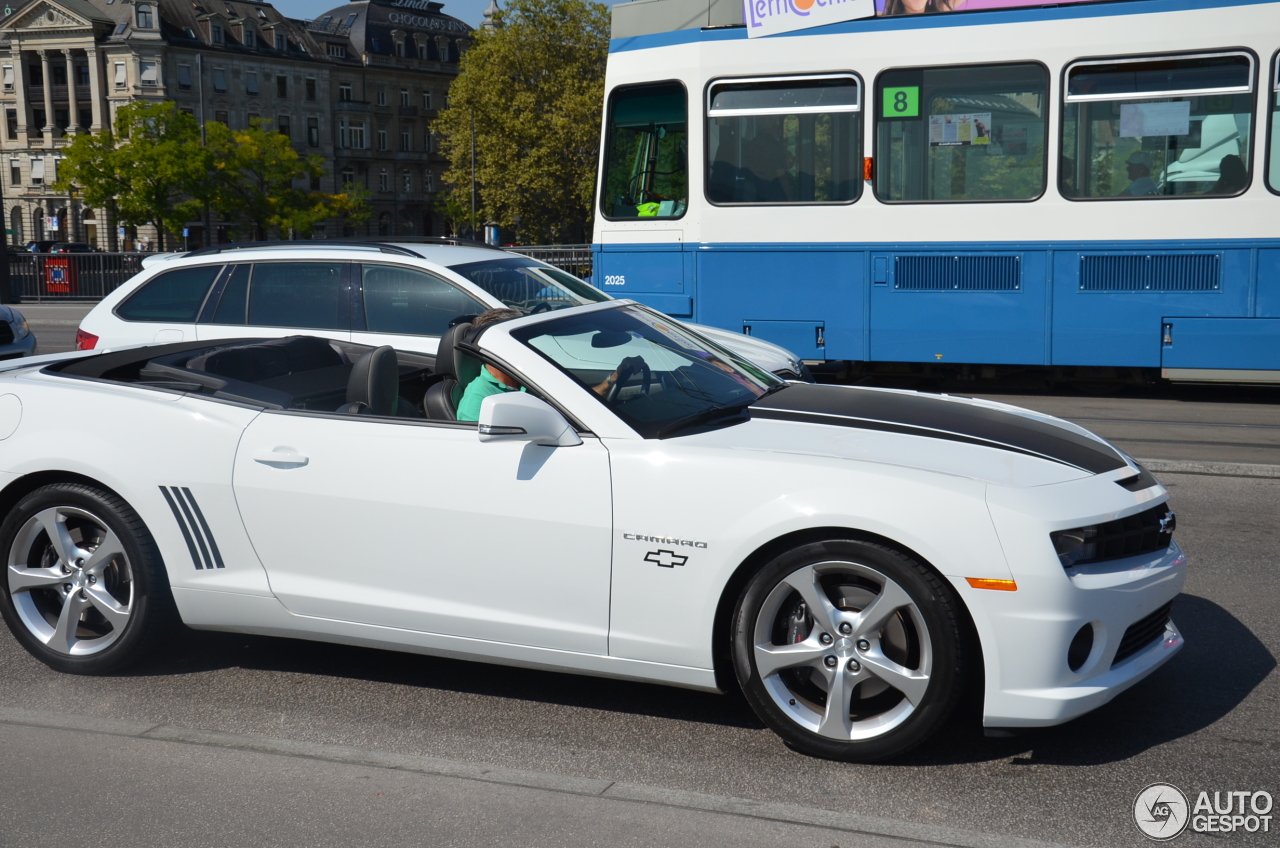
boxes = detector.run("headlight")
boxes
[1051,525,1099,567]
[11,318,29,340]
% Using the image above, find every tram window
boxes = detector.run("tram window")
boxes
[601,82,688,220]
[1268,57,1280,193]
[874,63,1047,203]
[706,75,861,205]
[1062,53,1255,200]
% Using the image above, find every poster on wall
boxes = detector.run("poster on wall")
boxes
[875,0,1137,15]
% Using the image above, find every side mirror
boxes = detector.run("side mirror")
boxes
[478,392,582,447]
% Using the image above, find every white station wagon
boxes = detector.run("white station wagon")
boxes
[0,301,1185,761]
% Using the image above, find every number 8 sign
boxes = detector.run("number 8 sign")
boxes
[882,86,920,118]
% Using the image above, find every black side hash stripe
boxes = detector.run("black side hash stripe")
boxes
[750,409,1062,465]
[158,486,225,570]
[752,383,1127,474]
[159,486,203,570]
[179,487,225,569]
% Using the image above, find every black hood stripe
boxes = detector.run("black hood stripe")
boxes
[751,384,1126,474]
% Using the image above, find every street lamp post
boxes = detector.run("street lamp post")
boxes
[470,110,477,240]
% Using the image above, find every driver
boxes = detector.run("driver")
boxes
[592,355,648,397]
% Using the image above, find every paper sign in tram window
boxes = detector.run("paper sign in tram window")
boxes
[928,113,992,146]
[1119,101,1191,138]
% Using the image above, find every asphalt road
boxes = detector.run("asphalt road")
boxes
[0,471,1275,847]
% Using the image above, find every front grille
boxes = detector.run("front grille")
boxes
[1055,502,1174,568]
[1112,600,1175,667]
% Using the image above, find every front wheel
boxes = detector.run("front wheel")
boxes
[0,482,175,674]
[732,539,967,762]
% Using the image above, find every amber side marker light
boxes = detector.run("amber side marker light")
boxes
[863,156,874,181]
[966,577,1018,591]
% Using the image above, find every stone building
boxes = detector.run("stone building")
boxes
[0,0,469,249]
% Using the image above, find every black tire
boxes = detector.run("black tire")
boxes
[0,482,176,674]
[732,539,966,762]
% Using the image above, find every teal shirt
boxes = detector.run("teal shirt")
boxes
[456,366,524,422]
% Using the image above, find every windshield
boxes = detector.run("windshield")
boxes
[510,304,782,438]
[451,257,609,313]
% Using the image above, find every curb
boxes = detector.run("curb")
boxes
[1136,458,1280,479]
[0,707,1074,848]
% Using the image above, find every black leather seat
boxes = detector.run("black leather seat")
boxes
[338,345,421,418]
[424,322,481,420]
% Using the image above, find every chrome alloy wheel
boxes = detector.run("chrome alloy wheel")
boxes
[7,506,133,656]
[753,560,932,741]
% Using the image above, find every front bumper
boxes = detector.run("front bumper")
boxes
[0,332,37,360]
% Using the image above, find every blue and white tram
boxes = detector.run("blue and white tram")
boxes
[592,0,1280,381]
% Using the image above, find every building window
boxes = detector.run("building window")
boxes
[214,110,228,124]
[275,33,285,50]
[338,83,352,102]
[310,175,321,191]
[29,62,42,86]
[53,65,67,86]
[305,77,316,101]
[350,121,365,149]
[139,61,158,87]
[246,72,259,95]
[136,3,153,27]
[417,43,427,60]
[278,114,290,138]
[113,62,126,88]
[345,13,357,26]
[276,74,287,97]
[422,91,431,110]
[212,68,227,93]
[2,66,11,91]
[424,170,433,192]
[9,159,19,186]
[395,41,405,58]
[402,171,411,192]
[327,43,346,58]
[247,112,260,127]
[400,130,410,151]
[307,116,319,147]
[377,129,388,150]
[76,64,89,86]
[378,169,389,191]
[400,88,410,107]
[177,64,192,90]
[6,110,16,139]
[30,157,44,186]
[211,23,223,43]
[376,88,387,107]
[340,167,355,186]
[243,29,256,48]
[79,108,92,128]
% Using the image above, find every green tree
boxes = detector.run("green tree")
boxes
[55,101,209,250]
[435,0,609,244]
[206,120,370,240]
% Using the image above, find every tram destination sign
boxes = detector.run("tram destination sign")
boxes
[747,0,1136,37]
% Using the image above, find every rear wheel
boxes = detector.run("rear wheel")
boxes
[732,539,966,762]
[0,483,175,674]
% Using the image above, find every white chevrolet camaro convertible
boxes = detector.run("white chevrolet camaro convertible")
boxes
[0,301,1185,761]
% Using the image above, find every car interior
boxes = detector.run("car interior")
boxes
[48,336,450,420]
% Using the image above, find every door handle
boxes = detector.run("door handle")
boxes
[253,448,309,468]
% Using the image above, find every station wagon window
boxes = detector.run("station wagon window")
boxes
[875,63,1047,202]
[360,265,486,336]
[1062,53,1255,199]
[248,262,347,330]
[208,263,250,324]
[117,265,223,323]
[601,82,688,219]
[1268,55,1280,193]
[707,75,860,205]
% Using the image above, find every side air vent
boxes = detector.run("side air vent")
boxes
[1112,600,1174,667]
[1079,254,1220,292]
[894,255,1021,291]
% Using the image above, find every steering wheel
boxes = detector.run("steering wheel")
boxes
[606,358,653,403]
[529,301,553,314]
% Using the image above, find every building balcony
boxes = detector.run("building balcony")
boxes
[335,100,370,112]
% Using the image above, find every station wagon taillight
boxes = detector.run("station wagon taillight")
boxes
[74,329,98,350]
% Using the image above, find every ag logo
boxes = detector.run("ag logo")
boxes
[644,549,687,568]
[1134,783,1189,841]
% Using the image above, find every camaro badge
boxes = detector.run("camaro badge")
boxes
[645,550,688,568]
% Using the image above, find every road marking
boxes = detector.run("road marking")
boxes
[1137,458,1280,479]
[0,706,1072,848]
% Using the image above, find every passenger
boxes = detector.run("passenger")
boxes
[1208,154,1248,195]
[456,308,525,423]
[1119,151,1159,197]
[879,0,965,14]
